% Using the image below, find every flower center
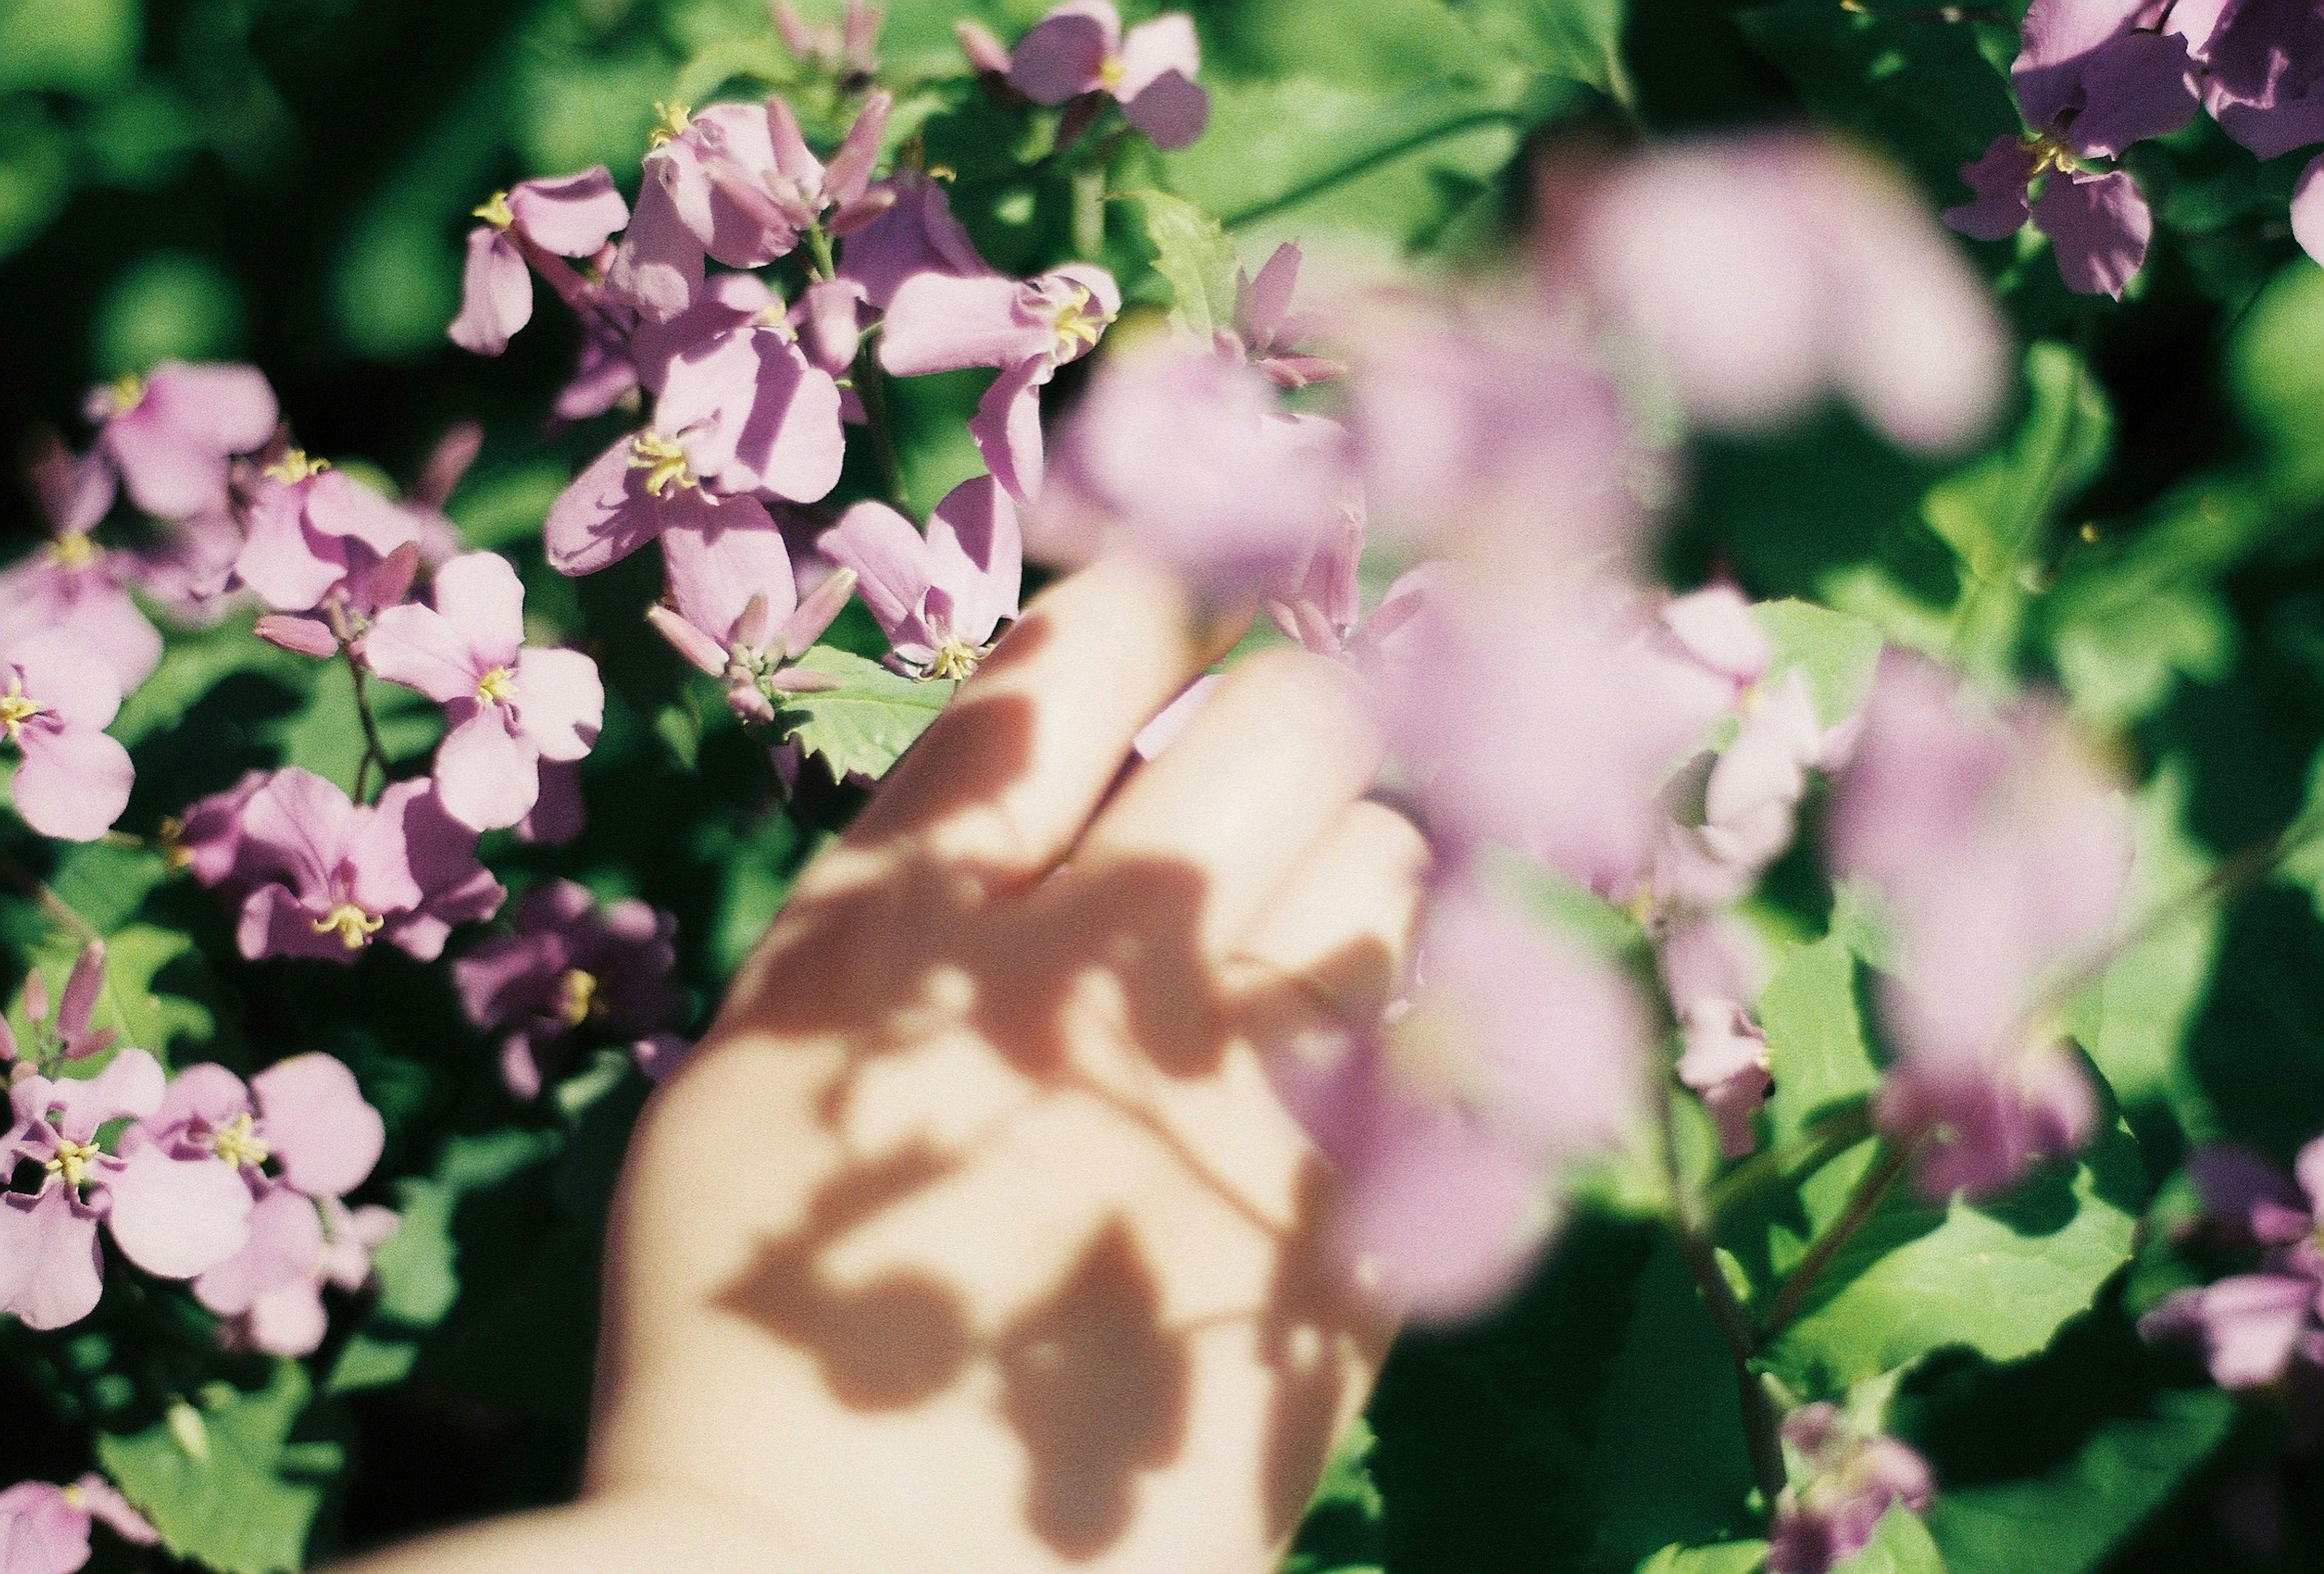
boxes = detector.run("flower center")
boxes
[263,448,331,485]
[45,1136,99,1189]
[648,99,694,148]
[103,372,144,419]
[476,665,519,705]
[557,967,600,1028]
[209,1111,271,1170]
[1097,54,1128,92]
[157,815,191,873]
[0,678,44,745]
[628,431,698,497]
[473,189,516,229]
[312,902,385,950]
[925,635,985,681]
[48,533,99,571]
[1047,286,1109,358]
[2022,131,2079,179]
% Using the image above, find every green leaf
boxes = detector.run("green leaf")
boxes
[1924,343,2114,591]
[1762,1110,2143,1389]
[1282,1417,1386,1573]
[2227,258,2324,502]
[1124,186,1240,339]
[1636,1542,1768,1574]
[1758,936,1879,1154]
[1924,1388,2235,1574]
[1754,600,1886,731]
[1454,0,1631,101]
[1834,1504,1946,1574]
[97,1362,345,1574]
[1590,1241,1758,1569]
[777,645,954,782]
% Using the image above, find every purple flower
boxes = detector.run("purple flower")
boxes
[652,313,847,503]
[123,503,247,628]
[0,433,161,690]
[1006,1,1210,151]
[453,879,687,1098]
[1,943,116,1069]
[1945,0,2195,296]
[878,261,1120,501]
[0,1475,157,1574]
[198,1185,398,1357]
[231,768,505,964]
[1575,133,2007,449]
[2141,1136,2324,1389]
[231,450,435,614]
[450,166,631,356]
[2171,0,2324,159]
[168,768,269,889]
[821,476,1022,678]
[545,425,790,577]
[1218,242,1344,390]
[125,1055,386,1205]
[364,552,605,831]
[836,171,989,311]
[650,516,855,721]
[1281,873,1650,1321]
[82,361,277,519]
[0,1049,254,1330]
[0,632,135,844]
[1030,344,1352,590]
[606,93,891,321]
[774,0,884,79]
[1766,1403,1937,1574]
[1659,914,1774,1160]
[1828,655,2131,1199]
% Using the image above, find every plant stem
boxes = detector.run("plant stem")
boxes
[1759,1139,1916,1343]
[851,342,907,507]
[347,652,392,804]
[1707,1099,1876,1219]
[1219,110,1528,231]
[1070,159,1108,260]
[0,845,100,947]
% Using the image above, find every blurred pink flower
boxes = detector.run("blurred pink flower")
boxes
[1006,1,1209,150]
[453,879,687,1098]
[2142,1135,2324,1389]
[0,632,135,844]
[82,361,277,519]
[0,1474,157,1574]
[450,167,631,355]
[822,475,1022,678]
[199,1185,396,1357]
[232,768,504,964]
[365,553,605,831]
[0,433,161,689]
[1218,242,1343,390]
[1766,1403,1936,1574]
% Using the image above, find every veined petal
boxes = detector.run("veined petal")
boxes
[0,1187,105,1330]
[448,228,532,356]
[509,647,605,762]
[822,501,936,651]
[365,603,485,704]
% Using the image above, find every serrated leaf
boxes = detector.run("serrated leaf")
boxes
[1282,1416,1386,1573]
[777,645,954,782]
[1636,1541,1768,1574]
[1125,186,1239,340]
[1834,1505,1946,1574]
[1456,0,1631,102]
[98,1362,344,1574]
[1754,600,1885,729]
[1925,1387,2234,1574]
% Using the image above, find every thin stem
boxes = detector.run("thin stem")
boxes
[0,846,101,948]
[852,342,907,508]
[346,653,392,804]
[1220,110,1528,231]
[1070,160,1108,261]
[1760,1139,1916,1343]
[1707,1098,1876,1219]
[1950,324,2092,663]
[804,221,837,283]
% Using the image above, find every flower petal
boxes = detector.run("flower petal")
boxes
[12,725,133,843]
[104,1147,255,1279]
[433,711,542,831]
[253,1053,386,1198]
[0,1187,105,1330]
[510,647,605,762]
[447,228,533,356]
[508,165,630,256]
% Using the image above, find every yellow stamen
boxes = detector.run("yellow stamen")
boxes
[158,815,191,873]
[557,967,600,1028]
[627,431,698,497]
[2023,130,2078,179]
[0,678,43,745]
[925,636,984,681]
[58,1483,84,1510]
[649,100,693,148]
[263,448,331,485]
[105,372,143,418]
[473,190,516,229]
[45,1136,100,1190]
[476,665,519,704]
[1096,54,1127,92]
[48,533,98,571]
[312,902,385,951]
[1047,285,1109,358]
[209,1111,271,1170]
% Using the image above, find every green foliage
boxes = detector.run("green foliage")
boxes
[1126,186,1241,337]
[1637,1543,1768,1574]
[1283,1418,1388,1574]
[97,1363,346,1574]
[778,645,957,780]
[1836,1504,1947,1574]
[1754,600,1886,729]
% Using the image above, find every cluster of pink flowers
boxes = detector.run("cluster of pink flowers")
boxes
[2144,1137,2324,1391]
[1765,1403,1937,1574]
[1945,0,2324,293]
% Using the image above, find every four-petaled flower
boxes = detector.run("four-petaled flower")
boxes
[450,166,631,356]
[0,430,162,690]
[1006,0,1210,151]
[0,632,136,844]
[822,476,1023,680]
[0,1474,159,1574]
[82,361,278,519]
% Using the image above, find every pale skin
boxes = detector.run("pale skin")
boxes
[332,558,1428,1574]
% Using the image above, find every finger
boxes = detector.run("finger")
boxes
[830,556,1244,890]
[1063,647,1385,961]
[1221,799,1430,1035]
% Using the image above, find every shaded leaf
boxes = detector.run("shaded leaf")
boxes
[777,645,955,782]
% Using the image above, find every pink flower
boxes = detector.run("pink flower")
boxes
[1218,242,1344,389]
[1030,344,1351,589]
[0,632,135,844]
[82,361,277,519]
[1006,1,1210,150]
[651,313,847,503]
[1828,655,2131,1199]
[821,476,1022,678]
[835,171,988,311]
[1572,132,2008,445]
[0,943,116,1069]
[773,0,884,79]
[123,503,247,628]
[231,450,434,614]
[231,768,504,964]
[449,167,631,356]
[195,1185,394,1356]
[545,424,792,577]
[453,879,688,1098]
[0,1474,157,1574]
[1765,1404,1936,1574]
[1282,873,1650,1322]
[0,432,161,690]
[650,517,856,721]
[252,541,421,663]
[1659,914,1774,1160]
[878,261,1120,501]
[2141,1136,2324,1390]
[607,93,891,321]
[169,769,270,889]
[0,1050,253,1330]
[364,553,605,831]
